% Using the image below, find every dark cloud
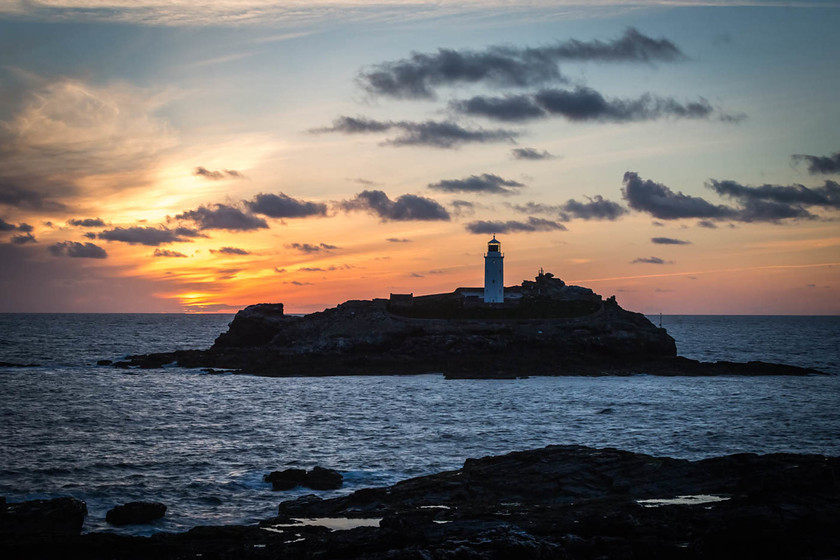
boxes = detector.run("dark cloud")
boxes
[359,28,683,100]
[83,232,97,239]
[697,220,717,228]
[0,218,17,231]
[245,192,328,218]
[465,216,567,234]
[652,237,691,245]
[450,200,477,217]
[210,247,251,255]
[340,190,450,221]
[0,179,70,211]
[193,167,245,180]
[622,172,737,220]
[153,248,188,258]
[315,117,517,149]
[274,267,286,273]
[511,148,555,160]
[386,238,412,243]
[175,204,268,231]
[286,242,340,254]
[708,179,840,210]
[48,241,107,259]
[299,267,324,272]
[631,256,671,264]
[455,87,732,123]
[508,196,626,221]
[451,95,545,122]
[561,195,627,220]
[173,226,207,238]
[792,151,840,175]
[11,233,36,244]
[284,281,313,286]
[428,173,524,195]
[67,217,106,227]
[98,226,191,246]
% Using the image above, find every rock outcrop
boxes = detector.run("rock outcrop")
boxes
[264,467,343,491]
[116,272,825,377]
[105,502,167,526]
[3,446,838,559]
[0,496,87,535]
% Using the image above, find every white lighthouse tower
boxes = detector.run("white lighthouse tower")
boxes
[483,235,504,303]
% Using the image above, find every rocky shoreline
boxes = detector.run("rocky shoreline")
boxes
[113,273,827,378]
[3,445,838,559]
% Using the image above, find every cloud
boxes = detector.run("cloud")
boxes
[508,196,626,221]
[48,241,107,259]
[697,220,717,229]
[652,237,691,245]
[315,116,517,148]
[340,190,450,221]
[450,200,477,217]
[67,217,106,227]
[286,242,340,254]
[511,147,555,160]
[455,87,736,123]
[792,151,840,175]
[284,281,313,286]
[465,216,567,234]
[244,192,328,218]
[631,256,671,264]
[622,171,737,220]
[0,179,71,211]
[386,238,412,243]
[175,203,268,231]
[274,267,286,273]
[451,95,546,121]
[153,248,188,257]
[193,167,245,180]
[11,233,37,244]
[561,195,627,220]
[173,226,207,238]
[428,173,524,195]
[98,226,192,246]
[0,218,30,232]
[707,179,840,210]
[0,79,177,207]
[359,28,683,99]
[210,246,251,255]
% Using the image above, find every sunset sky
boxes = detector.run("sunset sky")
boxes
[1,1,838,314]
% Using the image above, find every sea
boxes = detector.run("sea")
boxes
[0,313,838,536]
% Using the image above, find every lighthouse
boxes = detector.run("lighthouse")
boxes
[483,235,504,303]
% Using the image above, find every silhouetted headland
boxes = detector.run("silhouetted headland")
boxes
[115,271,825,377]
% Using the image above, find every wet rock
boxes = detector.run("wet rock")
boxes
[105,501,166,526]
[0,496,87,535]
[265,468,308,490]
[306,466,343,490]
[265,467,343,491]
[96,359,112,366]
[0,361,40,367]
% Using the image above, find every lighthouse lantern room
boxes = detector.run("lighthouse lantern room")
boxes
[483,235,504,303]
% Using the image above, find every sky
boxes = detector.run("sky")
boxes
[0,0,838,314]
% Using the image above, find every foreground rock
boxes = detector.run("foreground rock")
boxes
[264,466,343,490]
[0,497,87,535]
[105,502,166,526]
[2,445,838,559]
[114,271,826,377]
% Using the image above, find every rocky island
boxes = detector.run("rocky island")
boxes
[118,270,824,377]
[3,445,838,559]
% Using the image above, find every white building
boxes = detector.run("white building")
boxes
[483,235,504,303]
